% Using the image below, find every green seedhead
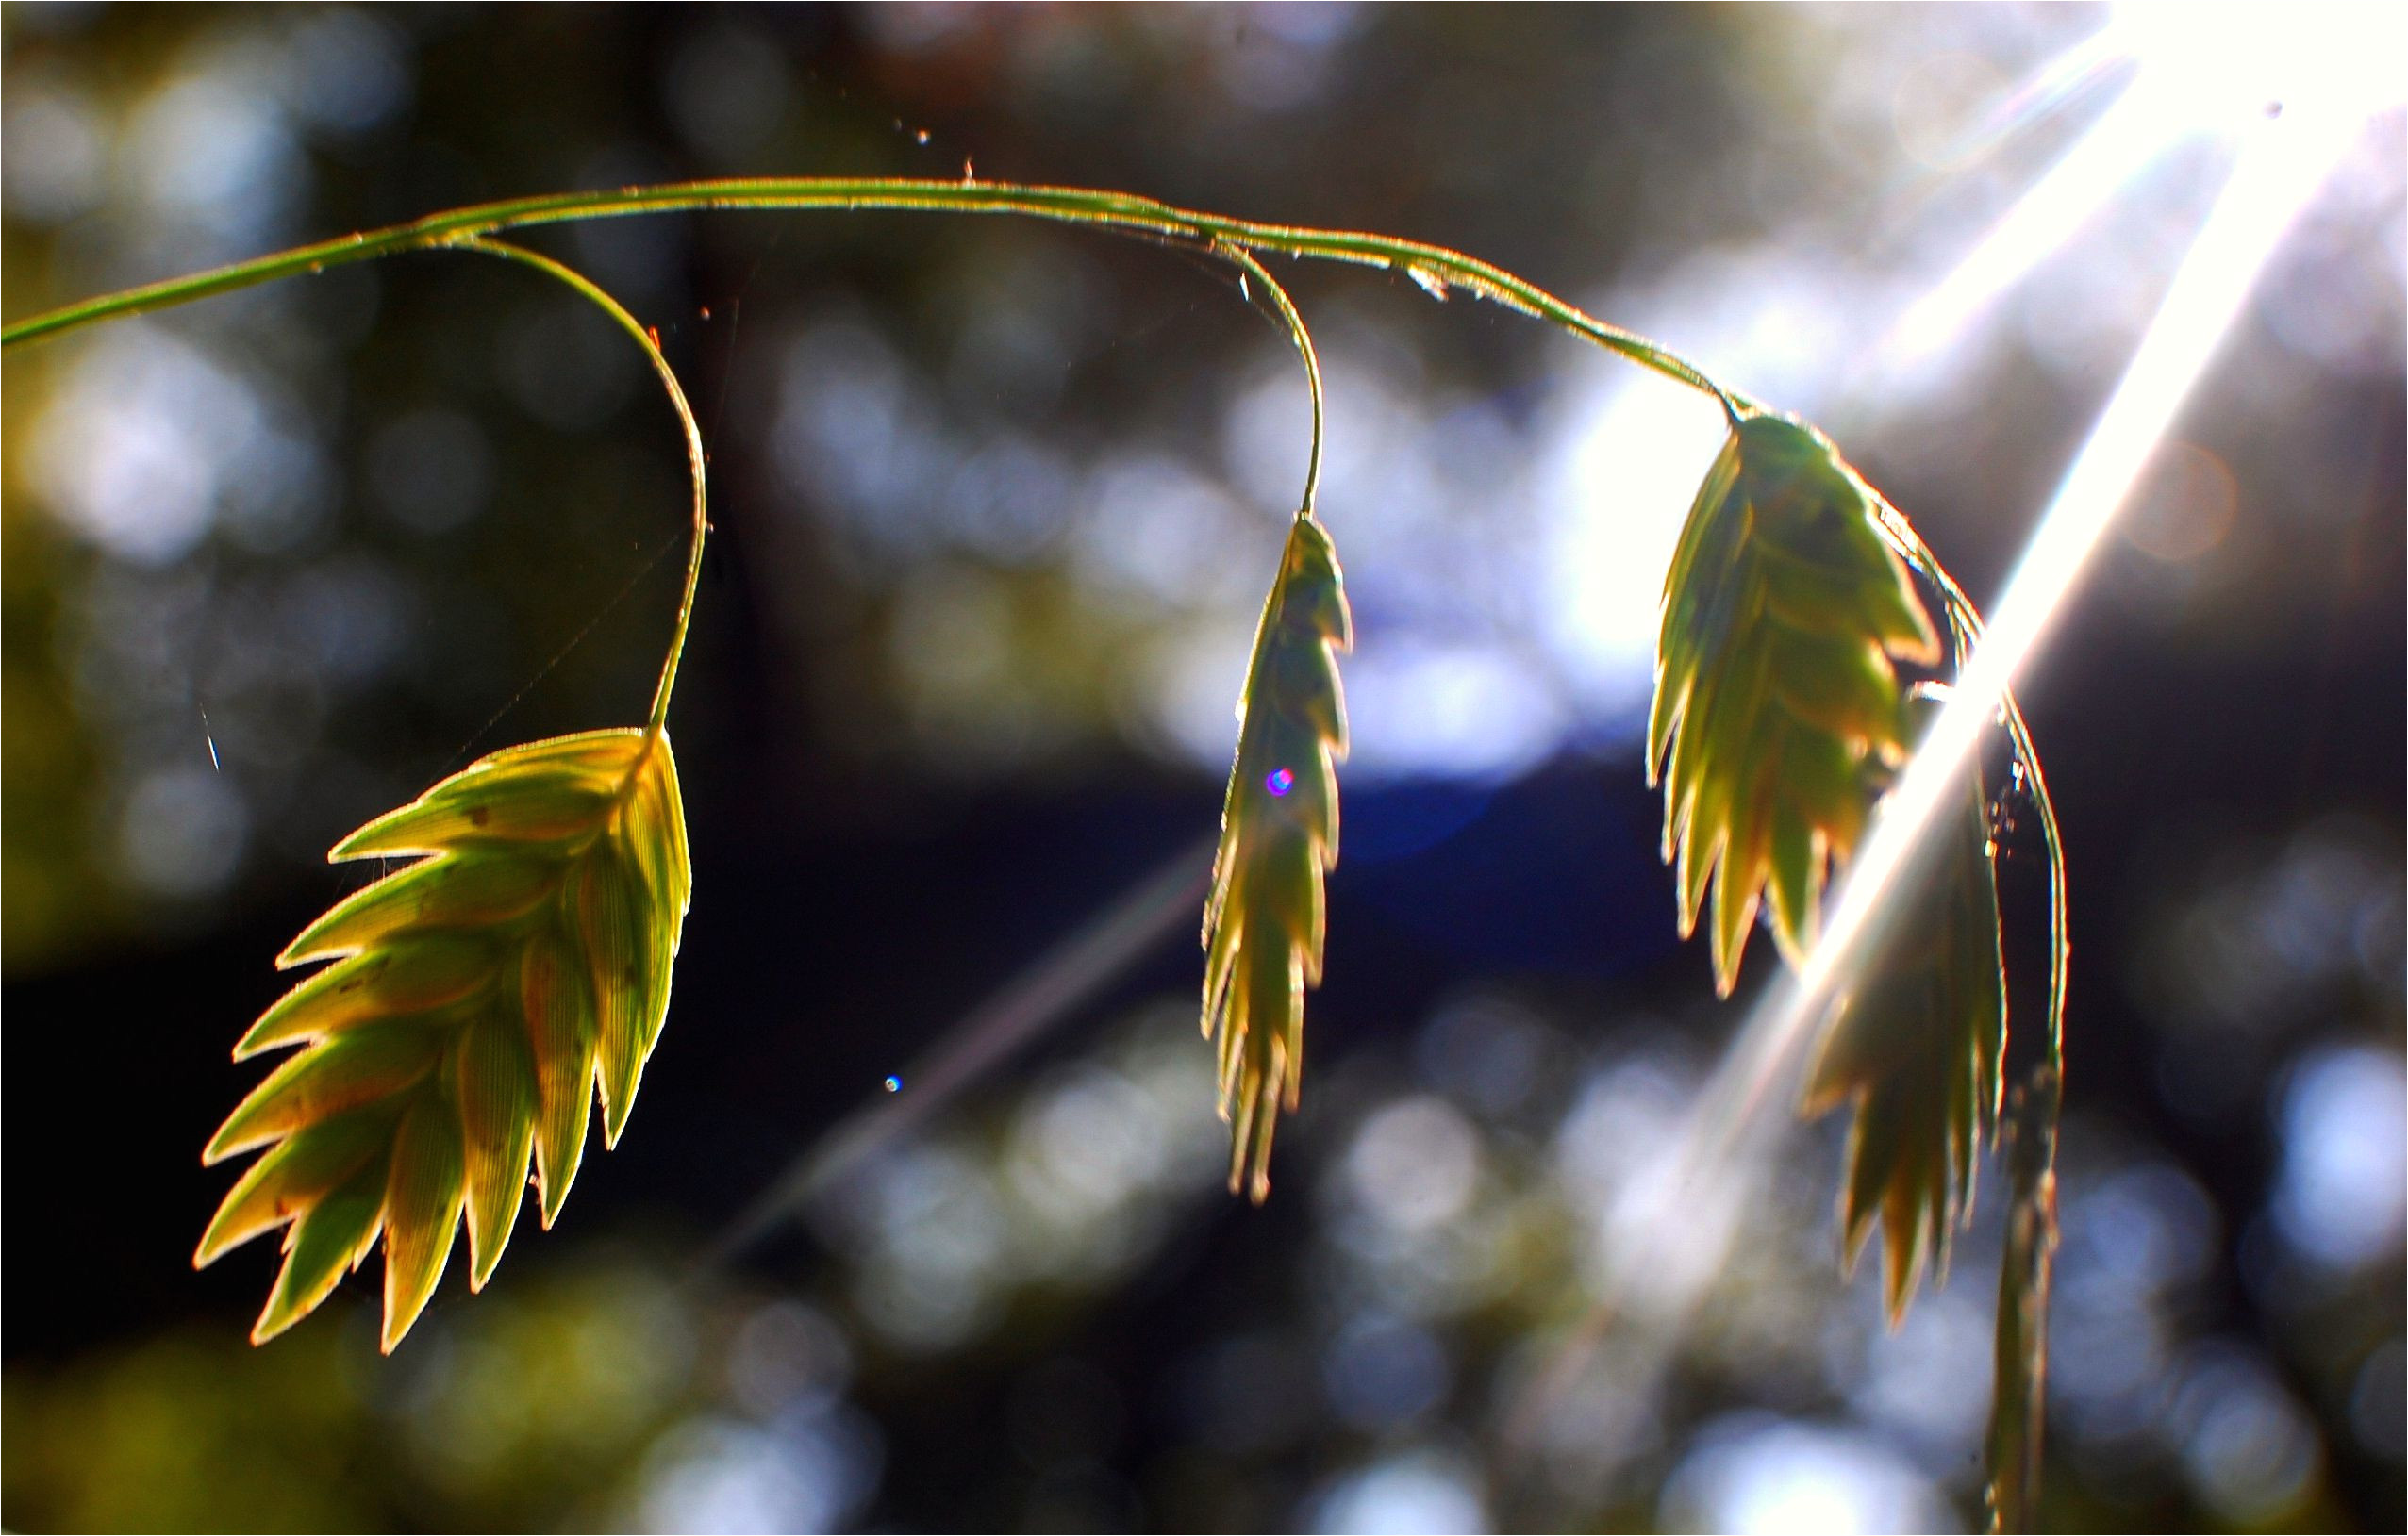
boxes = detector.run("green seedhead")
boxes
[1649,412,1940,995]
[197,727,691,1351]
[1204,513,1351,1202]
[1801,689,2008,1322]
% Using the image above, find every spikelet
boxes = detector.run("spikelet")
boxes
[196,727,691,1351]
[1801,688,2008,1322]
[1648,412,1939,995]
[1204,512,1351,1202]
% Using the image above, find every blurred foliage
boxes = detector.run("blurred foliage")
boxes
[4,4,2402,1533]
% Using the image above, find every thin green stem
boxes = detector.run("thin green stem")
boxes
[450,237,707,740]
[2,177,1741,414]
[1214,242,1325,516]
[1984,1057,2060,1535]
[1924,576,2068,1067]
[1868,503,2068,1064]
[1893,543,2064,1534]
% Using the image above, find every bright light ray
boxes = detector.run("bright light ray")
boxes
[706,838,1213,1264]
[1514,71,2378,1459]
[1746,94,2370,1136]
[1952,23,2130,166]
[1883,3,2404,372]
[1886,75,2167,367]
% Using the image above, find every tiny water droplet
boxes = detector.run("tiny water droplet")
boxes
[1405,265,1448,302]
[1265,768,1295,798]
[916,128,931,145]
[883,1075,903,1093]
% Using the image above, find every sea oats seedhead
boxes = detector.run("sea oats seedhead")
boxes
[198,726,690,1351]
[1802,688,2008,1323]
[1649,412,1939,995]
[1204,512,1351,1202]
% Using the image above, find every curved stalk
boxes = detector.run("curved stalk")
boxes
[1887,530,2068,1062]
[1214,242,1326,516]
[1,177,1740,416]
[449,237,707,739]
[1884,532,2066,1534]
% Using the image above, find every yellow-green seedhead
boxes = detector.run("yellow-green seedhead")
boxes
[1204,513,1351,1202]
[1649,412,1940,995]
[197,727,691,1351]
[1802,690,2008,1322]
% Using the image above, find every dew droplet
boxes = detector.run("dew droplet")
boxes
[883,1075,903,1093]
[1405,265,1449,302]
[916,128,931,145]
[1265,768,1295,798]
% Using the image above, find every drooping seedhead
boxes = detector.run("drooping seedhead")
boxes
[1203,513,1351,1202]
[196,727,690,1351]
[1651,414,2017,1321]
[1649,412,1939,995]
[1801,688,2008,1322]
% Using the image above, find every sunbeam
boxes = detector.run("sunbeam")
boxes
[1515,7,2400,1451]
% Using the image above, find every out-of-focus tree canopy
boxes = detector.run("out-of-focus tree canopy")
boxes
[4,6,2400,1531]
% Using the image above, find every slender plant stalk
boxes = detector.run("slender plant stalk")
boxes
[447,237,708,737]
[1985,1061,2061,1533]
[1881,512,2070,1062]
[1882,524,2068,1531]
[1214,241,1327,514]
[1932,586,2066,1536]
[0,177,1740,417]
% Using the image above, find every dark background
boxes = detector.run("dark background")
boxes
[4,6,2401,1531]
